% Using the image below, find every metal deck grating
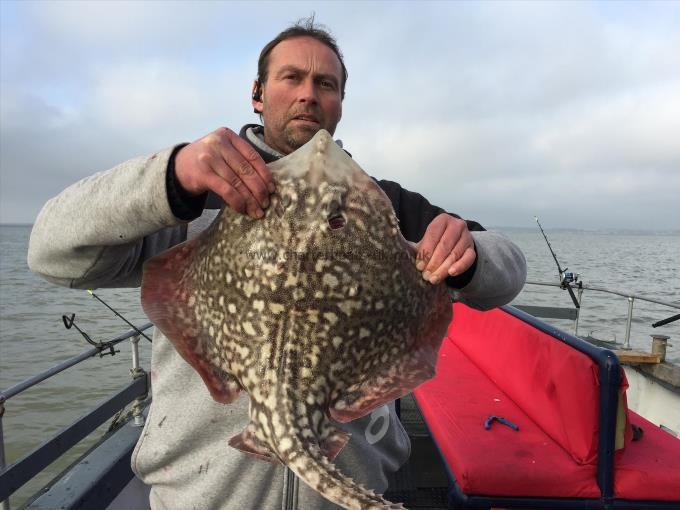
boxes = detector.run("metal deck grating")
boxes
[385,394,450,509]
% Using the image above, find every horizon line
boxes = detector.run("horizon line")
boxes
[1,222,679,234]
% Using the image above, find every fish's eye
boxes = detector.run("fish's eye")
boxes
[326,196,345,230]
[328,214,346,230]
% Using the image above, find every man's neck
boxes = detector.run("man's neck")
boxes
[239,124,345,164]
[239,124,284,163]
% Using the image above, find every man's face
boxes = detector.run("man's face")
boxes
[253,36,343,155]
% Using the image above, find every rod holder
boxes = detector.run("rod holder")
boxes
[130,335,141,373]
[129,335,146,427]
[574,286,584,336]
[651,334,670,362]
[623,296,635,350]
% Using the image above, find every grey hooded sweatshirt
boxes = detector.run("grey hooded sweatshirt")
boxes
[27,127,527,509]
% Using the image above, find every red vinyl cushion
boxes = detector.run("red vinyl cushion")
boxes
[414,337,600,497]
[614,412,680,501]
[446,304,607,465]
[415,303,680,501]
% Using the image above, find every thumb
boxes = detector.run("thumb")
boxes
[412,240,428,270]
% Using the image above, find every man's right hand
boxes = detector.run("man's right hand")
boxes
[174,127,275,219]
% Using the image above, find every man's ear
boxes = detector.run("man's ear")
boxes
[252,80,263,114]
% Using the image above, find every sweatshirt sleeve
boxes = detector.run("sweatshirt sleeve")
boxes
[453,230,527,310]
[375,179,527,310]
[27,145,189,290]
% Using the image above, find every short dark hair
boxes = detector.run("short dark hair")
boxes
[256,15,348,100]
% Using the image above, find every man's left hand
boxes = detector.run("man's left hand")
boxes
[415,214,476,284]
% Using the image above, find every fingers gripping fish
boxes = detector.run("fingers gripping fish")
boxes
[141,130,452,509]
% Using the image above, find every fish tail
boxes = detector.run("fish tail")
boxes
[286,440,405,510]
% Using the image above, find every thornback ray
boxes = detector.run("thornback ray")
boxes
[141,129,452,509]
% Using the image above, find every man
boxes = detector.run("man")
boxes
[28,19,526,510]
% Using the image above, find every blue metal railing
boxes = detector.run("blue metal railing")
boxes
[0,323,152,510]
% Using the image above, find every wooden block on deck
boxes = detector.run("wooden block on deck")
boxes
[614,350,662,364]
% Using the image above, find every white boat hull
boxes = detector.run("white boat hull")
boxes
[624,365,680,437]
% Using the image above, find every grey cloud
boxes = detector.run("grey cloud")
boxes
[1,1,679,230]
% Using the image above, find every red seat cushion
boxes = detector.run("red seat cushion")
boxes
[614,412,680,501]
[414,337,600,497]
[415,304,680,502]
[447,304,607,465]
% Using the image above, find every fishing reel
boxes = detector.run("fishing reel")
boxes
[534,217,581,309]
[560,270,580,287]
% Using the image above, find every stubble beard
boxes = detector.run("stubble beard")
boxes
[264,109,337,155]
[283,123,320,152]
[265,120,322,155]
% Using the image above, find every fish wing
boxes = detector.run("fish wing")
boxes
[141,235,243,404]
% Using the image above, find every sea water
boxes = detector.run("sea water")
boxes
[1,224,679,506]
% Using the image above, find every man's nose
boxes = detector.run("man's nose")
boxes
[298,78,319,103]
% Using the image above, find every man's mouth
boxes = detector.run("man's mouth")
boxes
[291,114,320,125]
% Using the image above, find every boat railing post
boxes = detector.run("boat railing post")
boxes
[1,394,10,510]
[129,335,146,427]
[574,285,584,336]
[624,296,635,350]
[131,333,141,375]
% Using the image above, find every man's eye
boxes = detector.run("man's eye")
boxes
[321,80,336,90]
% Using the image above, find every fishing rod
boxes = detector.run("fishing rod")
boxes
[534,217,580,309]
[652,312,680,328]
[87,290,153,342]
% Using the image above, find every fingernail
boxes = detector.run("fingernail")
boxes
[255,209,264,219]
[416,261,425,271]
[429,275,439,284]
[268,183,276,193]
[422,270,431,281]
[263,198,270,208]
[448,267,458,276]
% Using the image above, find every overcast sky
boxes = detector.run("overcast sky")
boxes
[1,0,679,229]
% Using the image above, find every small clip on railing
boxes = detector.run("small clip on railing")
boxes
[62,313,119,357]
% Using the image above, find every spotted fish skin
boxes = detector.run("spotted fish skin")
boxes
[141,130,452,509]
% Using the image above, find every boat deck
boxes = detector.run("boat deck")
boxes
[385,393,449,509]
